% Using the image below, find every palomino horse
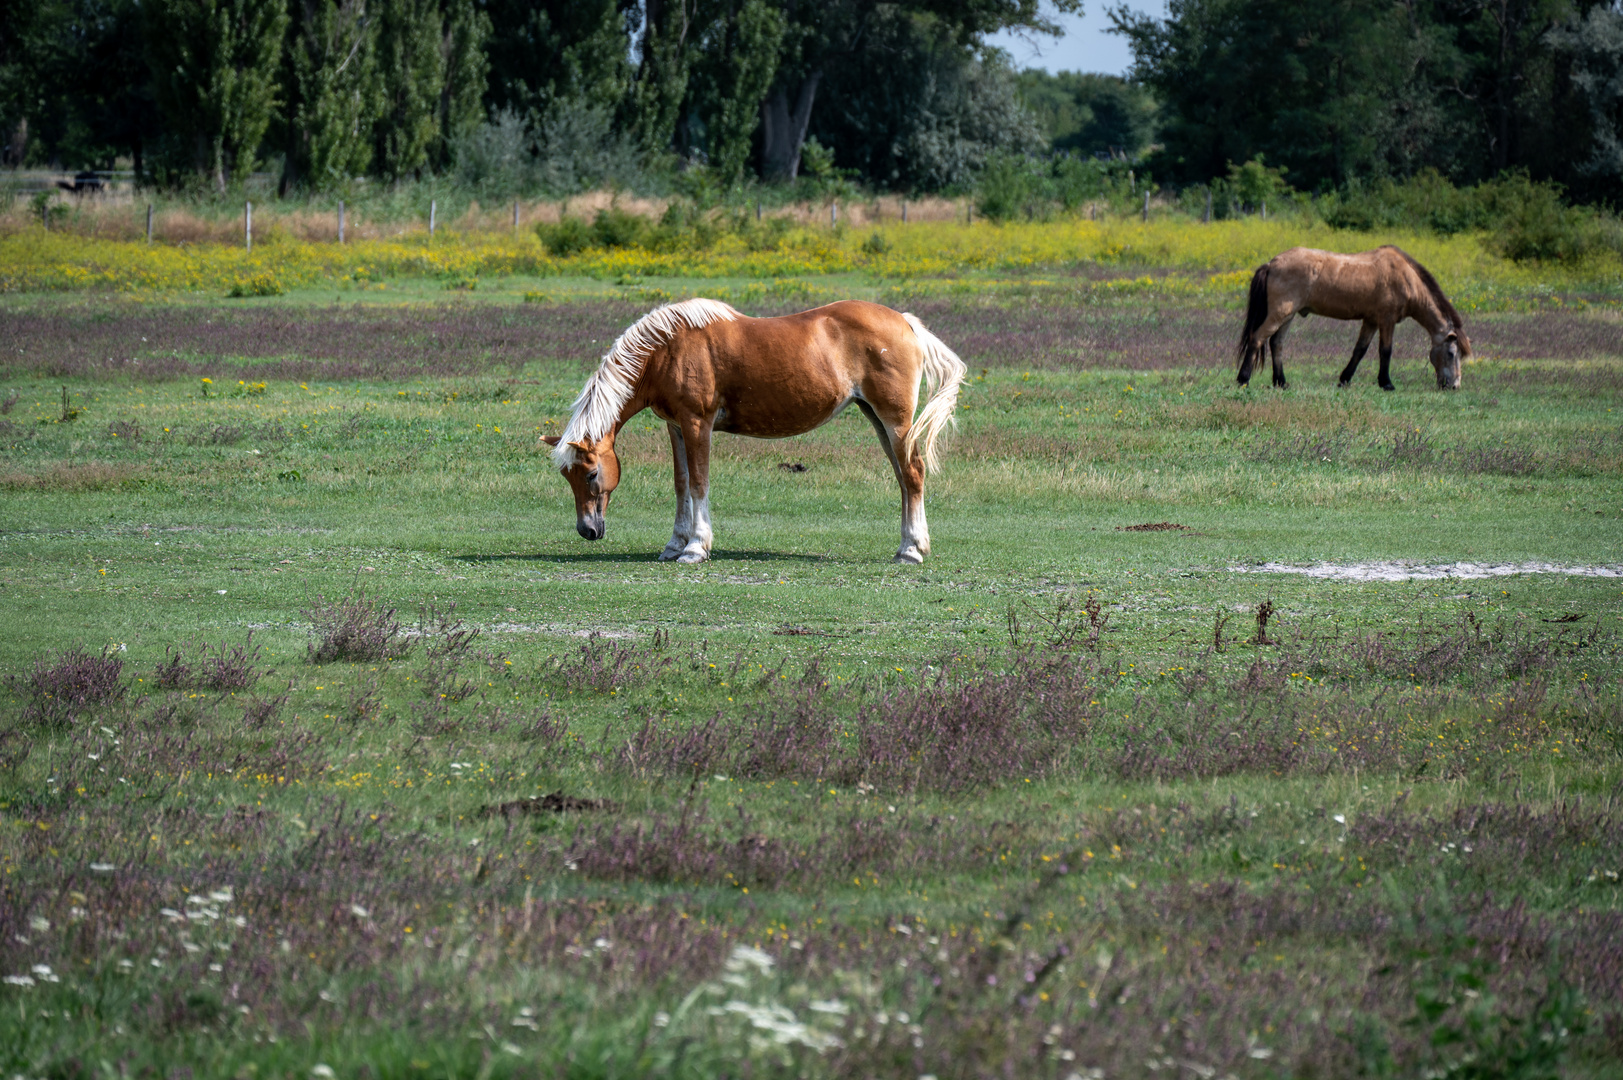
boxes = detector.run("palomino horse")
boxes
[541,298,967,564]
[1236,245,1471,390]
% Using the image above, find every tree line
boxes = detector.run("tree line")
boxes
[1111,0,1623,205]
[0,0,1617,205]
[0,0,1082,194]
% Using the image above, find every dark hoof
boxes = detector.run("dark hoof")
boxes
[1337,380,1351,389]
[1379,382,1395,392]
[1273,379,1288,389]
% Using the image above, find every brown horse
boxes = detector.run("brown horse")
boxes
[1236,245,1471,390]
[541,298,967,564]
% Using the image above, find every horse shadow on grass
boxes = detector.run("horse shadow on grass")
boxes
[450,550,830,565]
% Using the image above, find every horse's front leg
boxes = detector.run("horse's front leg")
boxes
[660,422,694,561]
[674,415,714,563]
[1376,323,1396,391]
[1339,322,1377,387]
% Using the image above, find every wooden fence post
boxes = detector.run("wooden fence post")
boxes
[429,199,436,237]
[245,201,252,252]
[146,204,153,244]
[338,200,345,243]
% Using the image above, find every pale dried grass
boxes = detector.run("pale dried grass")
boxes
[0,460,142,490]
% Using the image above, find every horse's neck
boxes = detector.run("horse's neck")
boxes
[611,385,650,435]
[1407,292,1452,339]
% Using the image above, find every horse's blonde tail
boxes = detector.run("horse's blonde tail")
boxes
[900,312,968,474]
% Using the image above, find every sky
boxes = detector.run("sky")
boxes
[982,1,1166,76]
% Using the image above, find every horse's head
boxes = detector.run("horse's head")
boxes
[541,433,620,540]
[1430,329,1468,390]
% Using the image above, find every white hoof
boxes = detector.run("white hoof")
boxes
[676,547,709,564]
[894,547,925,565]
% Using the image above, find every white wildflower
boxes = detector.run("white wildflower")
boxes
[28,917,49,933]
[311,1065,336,1079]
[90,863,114,873]
[4,975,35,987]
[350,905,370,919]
[807,999,849,1015]
[724,945,775,975]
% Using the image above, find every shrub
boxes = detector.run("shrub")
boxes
[10,645,126,724]
[975,151,1044,222]
[153,634,265,692]
[535,216,595,257]
[1482,173,1605,263]
[303,590,411,663]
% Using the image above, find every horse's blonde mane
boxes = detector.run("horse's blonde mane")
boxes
[552,298,741,467]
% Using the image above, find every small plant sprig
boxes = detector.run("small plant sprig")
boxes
[1253,599,1277,645]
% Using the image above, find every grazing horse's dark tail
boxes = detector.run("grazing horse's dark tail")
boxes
[1236,263,1271,373]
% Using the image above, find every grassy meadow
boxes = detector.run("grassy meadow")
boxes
[1,213,1622,1079]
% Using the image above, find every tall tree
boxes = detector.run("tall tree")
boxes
[757,0,1079,181]
[630,0,699,156]
[809,9,1044,190]
[482,0,629,126]
[0,0,46,166]
[685,0,784,180]
[434,0,489,168]
[1014,70,1157,158]
[145,0,289,190]
[1547,4,1623,198]
[372,0,442,178]
[1432,0,1590,176]
[1109,0,1437,188]
[283,0,380,190]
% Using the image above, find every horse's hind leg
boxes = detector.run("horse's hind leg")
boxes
[1268,323,1289,388]
[660,422,694,561]
[1240,312,1292,388]
[856,399,928,564]
[1339,322,1376,387]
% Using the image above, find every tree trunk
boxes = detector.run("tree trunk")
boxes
[759,70,821,180]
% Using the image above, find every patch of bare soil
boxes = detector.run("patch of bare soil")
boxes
[477,792,618,818]
[1119,522,1191,532]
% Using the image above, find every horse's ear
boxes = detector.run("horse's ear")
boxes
[1445,330,1459,342]
[568,440,592,453]
[540,435,561,447]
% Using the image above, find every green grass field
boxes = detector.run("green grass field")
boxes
[2,225,1622,1078]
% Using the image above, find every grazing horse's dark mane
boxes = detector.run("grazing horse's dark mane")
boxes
[1387,246,1462,330]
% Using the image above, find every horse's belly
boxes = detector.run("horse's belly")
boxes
[717,399,845,439]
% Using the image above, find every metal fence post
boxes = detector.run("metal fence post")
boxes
[146,203,153,244]
[429,199,436,237]
[1143,190,1150,222]
[245,201,252,252]
[1204,189,1212,224]
[338,200,345,243]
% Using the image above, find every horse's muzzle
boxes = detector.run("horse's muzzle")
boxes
[577,517,605,540]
